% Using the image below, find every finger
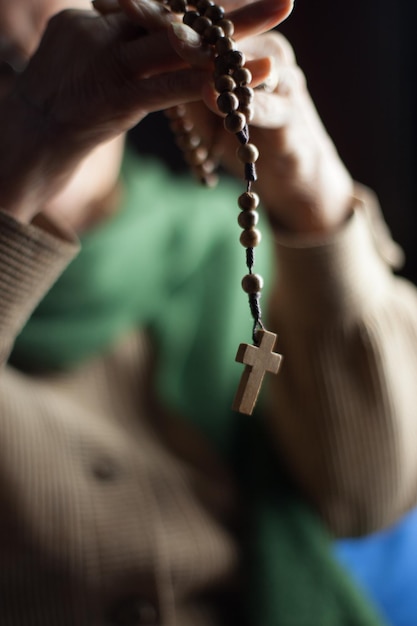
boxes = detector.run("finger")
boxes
[239,31,296,65]
[121,26,211,75]
[115,66,209,114]
[168,22,213,68]
[229,0,293,40]
[117,0,178,30]
[247,57,277,88]
[250,91,289,127]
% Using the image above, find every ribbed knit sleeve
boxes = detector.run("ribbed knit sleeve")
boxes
[0,210,79,363]
[265,188,417,538]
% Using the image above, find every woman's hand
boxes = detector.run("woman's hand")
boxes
[183,31,354,235]
[0,1,205,223]
[0,0,293,226]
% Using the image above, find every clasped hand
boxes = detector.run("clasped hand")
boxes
[0,0,352,233]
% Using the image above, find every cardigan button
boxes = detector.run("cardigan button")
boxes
[109,597,158,626]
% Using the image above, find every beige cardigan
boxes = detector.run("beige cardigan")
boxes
[0,185,416,624]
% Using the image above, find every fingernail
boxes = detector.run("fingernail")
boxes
[171,22,202,47]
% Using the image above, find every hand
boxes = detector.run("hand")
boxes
[0,1,205,223]
[0,0,292,226]
[184,31,354,235]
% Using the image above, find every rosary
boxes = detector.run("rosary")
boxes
[162,0,282,414]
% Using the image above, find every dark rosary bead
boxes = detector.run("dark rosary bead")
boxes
[164,104,186,119]
[234,85,254,105]
[214,55,232,76]
[184,145,208,165]
[176,132,201,150]
[216,91,239,114]
[199,172,219,187]
[223,49,245,70]
[196,0,214,12]
[224,111,246,133]
[214,74,236,93]
[215,36,235,55]
[237,142,259,163]
[233,67,252,86]
[203,24,224,44]
[194,159,217,178]
[183,10,200,26]
[169,117,194,133]
[238,191,259,210]
[217,18,234,36]
[192,15,212,33]
[240,228,262,248]
[204,4,225,21]
[241,273,264,294]
[238,209,259,229]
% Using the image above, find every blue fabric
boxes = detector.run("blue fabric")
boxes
[334,506,417,626]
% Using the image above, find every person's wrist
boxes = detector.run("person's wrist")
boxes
[266,176,355,236]
[267,200,353,236]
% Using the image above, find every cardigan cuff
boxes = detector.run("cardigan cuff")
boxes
[270,186,402,328]
[0,210,79,343]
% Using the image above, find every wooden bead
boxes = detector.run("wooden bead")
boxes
[238,210,259,229]
[224,111,246,133]
[216,91,239,114]
[199,172,219,187]
[164,104,186,119]
[214,74,236,93]
[195,159,217,176]
[217,18,234,36]
[237,143,259,163]
[215,36,235,55]
[169,117,193,133]
[233,67,252,85]
[183,11,200,27]
[234,85,254,105]
[196,0,214,12]
[192,15,212,33]
[204,4,225,21]
[185,145,209,165]
[240,228,262,248]
[223,49,245,70]
[176,133,201,150]
[238,191,259,210]
[241,273,264,293]
[214,55,232,76]
[203,24,224,44]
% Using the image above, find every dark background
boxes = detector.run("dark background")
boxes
[279,0,417,280]
[131,0,417,280]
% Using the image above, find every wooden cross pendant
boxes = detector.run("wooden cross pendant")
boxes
[232,329,282,415]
